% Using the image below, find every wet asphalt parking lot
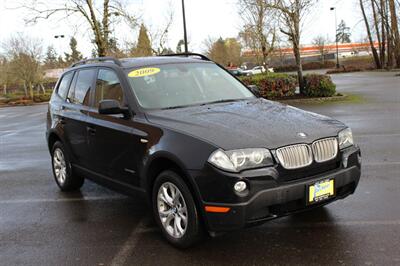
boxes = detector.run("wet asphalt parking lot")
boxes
[0,71,399,266]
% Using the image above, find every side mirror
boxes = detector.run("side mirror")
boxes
[247,85,261,98]
[98,99,130,117]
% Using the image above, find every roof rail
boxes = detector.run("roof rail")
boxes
[70,57,122,68]
[161,53,211,61]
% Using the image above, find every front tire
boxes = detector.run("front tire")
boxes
[51,141,84,191]
[152,170,203,248]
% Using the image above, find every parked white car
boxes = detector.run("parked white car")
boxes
[243,66,274,75]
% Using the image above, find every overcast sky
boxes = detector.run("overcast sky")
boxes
[0,0,365,57]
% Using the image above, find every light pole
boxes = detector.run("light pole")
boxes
[181,0,188,53]
[330,7,340,68]
[54,35,65,56]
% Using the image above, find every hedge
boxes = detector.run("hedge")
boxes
[0,89,53,105]
[33,93,52,102]
[240,73,297,99]
[274,61,336,72]
[303,74,336,97]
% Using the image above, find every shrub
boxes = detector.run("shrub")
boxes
[1,91,51,105]
[240,73,297,99]
[341,56,375,69]
[0,98,11,105]
[273,65,298,72]
[4,92,26,99]
[326,65,376,74]
[33,94,51,102]
[303,74,336,97]
[274,61,336,72]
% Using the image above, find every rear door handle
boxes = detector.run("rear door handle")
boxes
[59,117,66,125]
[86,126,96,135]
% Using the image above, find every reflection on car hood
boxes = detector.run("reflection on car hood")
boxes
[145,98,346,150]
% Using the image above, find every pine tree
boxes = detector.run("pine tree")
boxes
[65,37,83,63]
[57,56,66,68]
[107,37,125,57]
[208,38,229,65]
[336,20,351,43]
[44,46,58,68]
[132,24,153,57]
[225,38,241,67]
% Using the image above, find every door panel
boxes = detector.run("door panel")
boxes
[87,68,147,187]
[86,113,147,186]
[61,68,96,168]
[60,103,91,167]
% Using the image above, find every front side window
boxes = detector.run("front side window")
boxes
[126,63,254,109]
[68,69,96,105]
[95,69,124,107]
[57,72,74,99]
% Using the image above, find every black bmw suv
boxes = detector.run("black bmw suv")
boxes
[46,54,361,248]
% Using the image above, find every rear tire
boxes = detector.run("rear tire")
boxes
[51,141,84,191]
[152,170,203,248]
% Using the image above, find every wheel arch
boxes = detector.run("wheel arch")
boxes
[143,153,206,224]
[144,154,197,199]
[47,130,62,152]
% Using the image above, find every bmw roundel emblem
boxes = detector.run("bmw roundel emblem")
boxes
[297,132,307,138]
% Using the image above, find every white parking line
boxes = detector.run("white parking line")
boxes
[110,218,147,266]
[0,130,17,137]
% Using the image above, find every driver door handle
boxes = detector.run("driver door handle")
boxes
[86,126,96,135]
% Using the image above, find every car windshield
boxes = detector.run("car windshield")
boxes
[126,62,254,109]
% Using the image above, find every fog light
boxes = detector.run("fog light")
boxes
[357,152,362,164]
[234,181,247,193]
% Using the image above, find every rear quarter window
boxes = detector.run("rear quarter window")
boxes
[57,72,74,99]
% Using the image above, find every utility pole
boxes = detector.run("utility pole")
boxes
[330,7,340,68]
[181,0,188,53]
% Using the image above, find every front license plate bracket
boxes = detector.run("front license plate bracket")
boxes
[307,178,335,205]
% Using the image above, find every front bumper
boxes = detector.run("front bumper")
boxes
[192,146,361,232]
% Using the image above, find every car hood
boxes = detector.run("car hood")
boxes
[145,98,346,150]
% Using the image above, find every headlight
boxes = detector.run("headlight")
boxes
[338,128,354,149]
[208,148,274,172]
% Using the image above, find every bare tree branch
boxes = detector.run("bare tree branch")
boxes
[266,0,319,93]
[238,0,277,67]
[15,0,139,57]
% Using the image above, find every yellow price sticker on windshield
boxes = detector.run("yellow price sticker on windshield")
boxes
[128,67,160,78]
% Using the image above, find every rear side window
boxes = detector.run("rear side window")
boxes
[94,69,124,107]
[57,72,74,99]
[68,69,96,105]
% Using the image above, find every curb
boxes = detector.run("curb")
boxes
[276,94,349,104]
[0,101,49,109]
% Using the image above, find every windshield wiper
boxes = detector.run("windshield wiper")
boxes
[201,99,240,106]
[161,104,196,110]
[161,99,241,110]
